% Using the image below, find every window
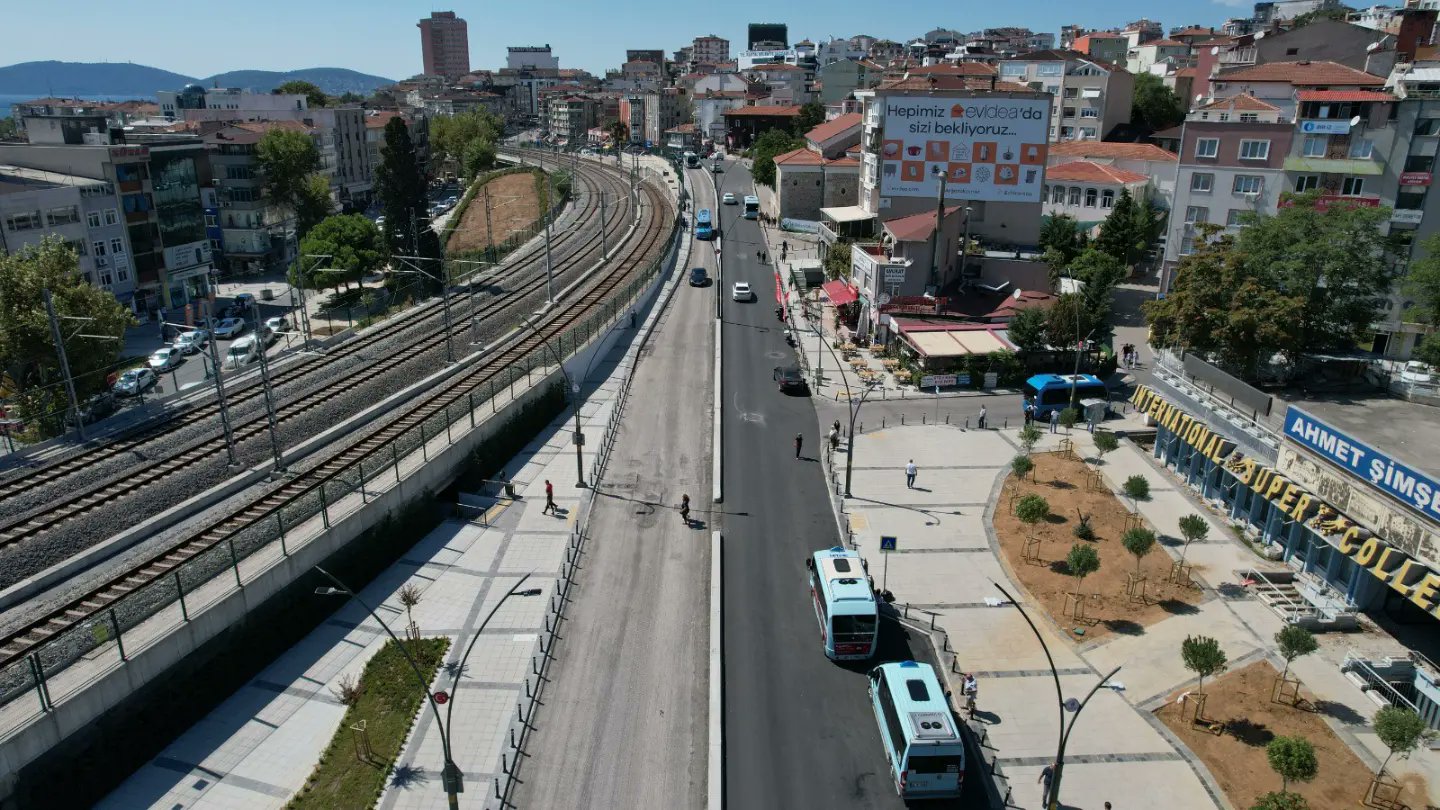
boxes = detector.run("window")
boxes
[1063,87,1079,98]
[1179,236,1195,255]
[1085,188,1098,207]
[1294,175,1320,192]
[5,212,42,231]
[1190,173,1214,192]
[1233,175,1263,194]
[86,211,102,228]
[116,267,130,283]
[1285,47,1299,56]
[1416,118,1440,137]
[1080,127,1097,139]
[1303,135,1327,157]
[204,214,217,228]
[1341,176,1365,196]
[104,209,118,226]
[1101,189,1115,208]
[1080,107,1098,118]
[1397,189,1427,210]
[1226,210,1247,227]
[92,240,107,256]
[1348,138,1374,159]
[1239,113,1258,123]
[1060,126,1075,138]
[111,237,124,254]
[1195,138,1219,159]
[47,206,79,226]
[1185,206,1208,224]
[1239,139,1270,160]
[1050,185,1064,203]
[1405,154,1434,173]
[1068,186,1081,205]
[229,188,257,202]
[97,268,114,288]
[1062,106,1076,118]
[1038,63,1063,77]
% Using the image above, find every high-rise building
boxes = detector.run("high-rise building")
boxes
[418,11,471,79]
[692,35,730,67]
[748,23,788,50]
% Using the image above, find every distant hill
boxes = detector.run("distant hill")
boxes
[0,61,394,98]
[0,61,196,96]
[200,68,394,96]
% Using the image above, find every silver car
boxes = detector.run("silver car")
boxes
[174,329,210,355]
[113,367,157,397]
[149,347,182,371]
[213,317,246,339]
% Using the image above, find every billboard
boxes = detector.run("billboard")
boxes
[879,95,1050,204]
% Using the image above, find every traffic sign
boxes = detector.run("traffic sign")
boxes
[433,691,449,705]
[880,536,897,551]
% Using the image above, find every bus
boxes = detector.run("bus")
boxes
[868,661,966,799]
[684,151,700,168]
[1022,373,1109,421]
[743,195,760,220]
[695,208,714,241]
[805,546,879,660]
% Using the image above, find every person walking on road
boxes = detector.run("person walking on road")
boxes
[794,432,803,459]
[679,493,691,525]
[1039,763,1055,807]
[905,459,917,489]
[829,425,840,451]
[543,479,557,515]
[1049,409,1060,434]
[977,405,988,430]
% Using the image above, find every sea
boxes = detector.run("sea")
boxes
[0,93,145,118]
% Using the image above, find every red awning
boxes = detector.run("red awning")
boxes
[775,270,786,306]
[821,280,858,306]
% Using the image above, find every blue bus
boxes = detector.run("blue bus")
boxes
[695,208,714,240]
[805,547,879,660]
[1022,373,1109,421]
[743,195,760,220]
[868,661,966,798]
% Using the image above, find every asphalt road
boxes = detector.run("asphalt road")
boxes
[718,158,986,809]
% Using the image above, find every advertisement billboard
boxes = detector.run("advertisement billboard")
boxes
[879,95,1050,203]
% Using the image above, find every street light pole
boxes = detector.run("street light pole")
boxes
[927,165,949,295]
[42,289,84,441]
[959,206,974,282]
[811,324,880,497]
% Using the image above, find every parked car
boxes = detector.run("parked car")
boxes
[264,316,289,336]
[113,368,157,397]
[1400,361,1434,384]
[174,329,210,355]
[732,281,753,301]
[774,365,806,393]
[233,293,256,312]
[226,335,259,368]
[66,392,117,427]
[445,196,458,208]
[149,347,182,371]
[722,192,737,205]
[213,317,246,339]
[689,267,709,286]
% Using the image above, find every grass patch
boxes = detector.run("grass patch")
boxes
[288,637,450,809]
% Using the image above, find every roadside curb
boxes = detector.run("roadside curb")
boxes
[708,529,723,810]
[701,163,723,506]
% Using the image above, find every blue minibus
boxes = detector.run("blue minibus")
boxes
[868,660,966,798]
[1022,373,1108,421]
[805,547,879,660]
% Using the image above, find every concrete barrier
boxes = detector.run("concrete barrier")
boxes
[708,530,724,810]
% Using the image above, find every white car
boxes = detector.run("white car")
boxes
[113,368,157,397]
[732,281,753,301]
[174,329,210,355]
[264,316,289,336]
[722,192,737,205]
[213,317,246,339]
[148,347,182,371]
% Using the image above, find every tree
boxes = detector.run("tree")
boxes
[431,109,503,167]
[823,243,852,280]
[294,172,334,240]
[1093,431,1119,462]
[1402,232,1440,328]
[1041,214,1088,285]
[1008,307,1048,354]
[255,128,328,238]
[295,214,384,292]
[1095,189,1159,270]
[275,80,329,108]
[608,120,630,149]
[0,117,18,140]
[1018,423,1042,455]
[1374,705,1428,776]
[375,117,432,261]
[336,91,364,104]
[1252,791,1310,810]
[1122,527,1156,575]
[1181,634,1227,694]
[1293,6,1350,26]
[462,136,497,181]
[1266,736,1319,793]
[750,128,804,188]
[1274,625,1318,680]
[1123,475,1151,510]
[0,239,133,436]
[1416,333,1440,368]
[1046,292,1105,351]
[1066,543,1101,594]
[1059,406,1079,433]
[1011,454,1035,482]
[398,583,423,627]
[1131,72,1185,132]
[1015,494,1050,544]
[795,101,826,133]
[1068,247,1128,295]
[1176,513,1208,567]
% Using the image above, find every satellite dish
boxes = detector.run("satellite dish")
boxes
[1210,46,1220,55]
[1350,115,1362,127]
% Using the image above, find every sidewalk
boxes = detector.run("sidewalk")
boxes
[832,417,1438,808]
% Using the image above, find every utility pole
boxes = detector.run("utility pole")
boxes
[250,302,285,470]
[927,165,948,296]
[393,257,456,363]
[598,191,608,259]
[202,318,238,466]
[543,184,556,307]
[42,289,84,441]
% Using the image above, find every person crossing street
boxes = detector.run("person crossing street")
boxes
[794,432,803,459]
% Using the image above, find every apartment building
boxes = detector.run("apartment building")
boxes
[546,96,599,143]
[0,166,136,305]
[1047,140,1180,205]
[1043,162,1156,227]
[999,50,1135,142]
[1069,32,1128,65]
[158,86,308,120]
[772,114,862,221]
[508,46,559,71]
[1127,39,1194,75]
[418,11,470,79]
[364,112,430,181]
[817,59,879,105]
[9,98,159,138]
[692,35,730,67]
[642,88,689,145]
[204,121,327,276]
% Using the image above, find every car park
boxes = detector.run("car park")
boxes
[732,281,753,301]
[689,267,709,286]
[213,317,246,339]
[149,347,182,371]
[722,192,737,205]
[773,365,806,393]
[113,368,157,397]
[174,329,210,355]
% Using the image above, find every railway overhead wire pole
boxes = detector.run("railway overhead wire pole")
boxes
[390,257,457,364]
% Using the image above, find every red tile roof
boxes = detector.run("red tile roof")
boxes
[1176,67,1201,78]
[804,113,862,144]
[1217,60,1385,86]
[725,104,805,117]
[1172,27,1219,37]
[1145,39,1189,47]
[876,75,1031,92]
[1048,141,1178,162]
[773,147,860,167]
[1196,94,1281,112]
[665,123,697,133]
[751,63,804,72]
[1045,160,1150,184]
[987,289,1057,318]
[1295,90,1395,102]
[904,63,999,76]
[884,206,963,242]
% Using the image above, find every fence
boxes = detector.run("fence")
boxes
[0,184,680,740]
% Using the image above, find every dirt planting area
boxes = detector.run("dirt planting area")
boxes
[445,170,541,254]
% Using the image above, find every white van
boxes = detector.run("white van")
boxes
[226,335,259,369]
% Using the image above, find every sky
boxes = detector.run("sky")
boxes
[1,0,1249,79]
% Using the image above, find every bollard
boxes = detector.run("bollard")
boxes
[930,613,937,630]
[469,392,476,428]
[525,678,532,698]
[502,753,509,775]
[533,656,540,675]
[1004,417,1009,429]
[494,779,502,800]
[901,414,905,425]
[511,727,517,749]
[945,413,950,424]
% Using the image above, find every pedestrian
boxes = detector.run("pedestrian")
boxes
[905,459,917,489]
[794,432,803,459]
[829,426,840,451]
[1039,763,1055,807]
[832,419,842,435]
[543,479,557,515]
[1049,409,1060,434]
[1105,803,1113,810]
[680,493,691,524]
[962,672,979,716]
[977,405,988,430]
[1087,408,1098,433]
[1024,403,1034,425]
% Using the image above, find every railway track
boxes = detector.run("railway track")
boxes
[0,154,634,551]
[0,160,674,676]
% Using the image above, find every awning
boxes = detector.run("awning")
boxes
[821,280,858,306]
[775,270,786,307]
[820,205,875,224]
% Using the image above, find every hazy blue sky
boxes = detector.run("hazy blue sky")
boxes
[3,0,1246,79]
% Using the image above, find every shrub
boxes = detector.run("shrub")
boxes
[1093,431,1119,461]
[1073,511,1095,541]
[1066,543,1100,593]
[1181,635,1227,694]
[1122,474,1151,507]
[1266,736,1318,792]
[1011,454,1035,482]
[1018,423,1043,454]
[1122,527,1157,575]
[1374,705,1429,776]
[1015,494,1050,542]
[1274,625,1318,680]
[1059,407,1080,432]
